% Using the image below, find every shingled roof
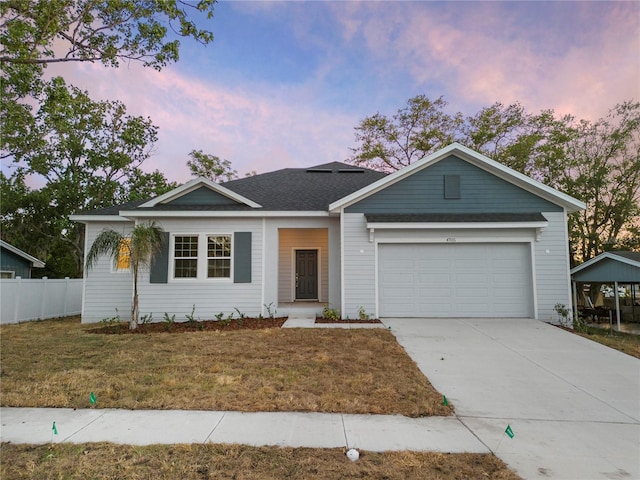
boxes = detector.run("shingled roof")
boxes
[78,162,387,215]
[219,162,387,211]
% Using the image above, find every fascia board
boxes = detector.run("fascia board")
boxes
[118,210,331,219]
[141,177,262,209]
[69,215,132,223]
[329,142,586,213]
[571,252,640,274]
[366,221,549,230]
[0,240,45,268]
[609,253,640,268]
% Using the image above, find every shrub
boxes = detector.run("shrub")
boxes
[322,304,340,321]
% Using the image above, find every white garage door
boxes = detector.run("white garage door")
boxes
[378,243,533,318]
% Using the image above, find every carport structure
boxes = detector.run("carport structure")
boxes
[571,251,640,331]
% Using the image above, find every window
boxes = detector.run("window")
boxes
[171,234,234,280]
[116,238,131,271]
[207,235,231,278]
[174,236,198,278]
[1,271,15,279]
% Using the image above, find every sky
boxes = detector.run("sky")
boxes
[25,1,640,184]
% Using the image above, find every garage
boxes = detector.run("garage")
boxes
[378,243,534,318]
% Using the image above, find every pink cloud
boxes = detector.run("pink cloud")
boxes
[341,2,639,121]
[45,60,357,184]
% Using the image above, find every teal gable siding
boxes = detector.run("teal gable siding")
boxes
[167,186,239,206]
[573,258,640,283]
[345,155,562,214]
[0,248,33,278]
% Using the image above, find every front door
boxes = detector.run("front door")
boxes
[295,250,318,300]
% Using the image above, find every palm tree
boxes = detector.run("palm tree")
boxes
[85,222,165,330]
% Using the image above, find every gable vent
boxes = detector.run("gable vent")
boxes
[306,168,333,173]
[338,169,365,173]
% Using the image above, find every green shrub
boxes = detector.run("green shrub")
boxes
[322,304,340,321]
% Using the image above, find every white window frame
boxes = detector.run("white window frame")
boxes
[1,270,15,279]
[207,234,232,279]
[170,233,233,282]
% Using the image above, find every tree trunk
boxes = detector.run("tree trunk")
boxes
[130,271,138,330]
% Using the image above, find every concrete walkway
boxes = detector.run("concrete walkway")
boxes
[0,408,486,452]
[385,317,640,480]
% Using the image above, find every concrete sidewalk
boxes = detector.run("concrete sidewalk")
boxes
[0,407,487,453]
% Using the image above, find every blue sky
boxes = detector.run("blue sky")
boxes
[33,1,640,184]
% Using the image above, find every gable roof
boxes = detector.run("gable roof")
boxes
[329,143,586,213]
[571,251,640,275]
[217,162,386,211]
[140,176,262,209]
[72,162,387,219]
[0,240,45,268]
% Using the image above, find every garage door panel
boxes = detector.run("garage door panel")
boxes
[379,243,533,318]
[416,274,452,285]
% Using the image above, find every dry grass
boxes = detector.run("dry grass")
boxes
[0,443,521,480]
[0,317,451,416]
[573,325,640,359]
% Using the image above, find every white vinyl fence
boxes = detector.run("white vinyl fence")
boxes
[0,277,83,324]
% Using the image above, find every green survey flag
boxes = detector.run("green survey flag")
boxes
[442,395,448,406]
[90,392,96,405]
[52,421,58,435]
[505,425,514,439]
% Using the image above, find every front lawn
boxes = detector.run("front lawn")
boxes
[0,443,521,480]
[0,316,451,417]
[573,324,640,359]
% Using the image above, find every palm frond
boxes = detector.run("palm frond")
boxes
[85,229,125,272]
[130,222,165,268]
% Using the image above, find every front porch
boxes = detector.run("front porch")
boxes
[276,301,325,318]
[277,228,330,305]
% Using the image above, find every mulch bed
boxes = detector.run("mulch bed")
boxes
[89,317,287,334]
[315,318,382,324]
[89,316,383,334]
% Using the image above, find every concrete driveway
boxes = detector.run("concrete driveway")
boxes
[384,318,640,480]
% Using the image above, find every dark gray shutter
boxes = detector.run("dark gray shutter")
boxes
[233,232,252,283]
[444,175,461,199]
[150,232,170,283]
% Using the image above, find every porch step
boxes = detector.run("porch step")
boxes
[281,315,316,328]
[282,315,386,329]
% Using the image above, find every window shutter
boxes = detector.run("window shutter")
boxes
[233,232,252,283]
[150,232,170,283]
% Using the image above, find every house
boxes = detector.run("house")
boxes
[0,240,45,279]
[70,143,585,323]
[571,251,640,329]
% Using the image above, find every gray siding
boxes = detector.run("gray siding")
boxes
[166,186,239,206]
[346,155,562,214]
[342,210,572,322]
[136,218,263,321]
[81,219,264,323]
[0,249,33,278]
[342,213,376,318]
[534,211,573,322]
[572,258,640,283]
[82,221,135,322]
